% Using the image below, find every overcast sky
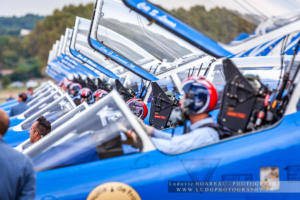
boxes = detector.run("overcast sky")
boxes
[1,0,300,18]
[0,0,94,16]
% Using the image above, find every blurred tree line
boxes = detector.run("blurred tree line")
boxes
[0,4,94,87]
[0,3,256,87]
[0,14,44,36]
[170,6,256,43]
[26,3,94,66]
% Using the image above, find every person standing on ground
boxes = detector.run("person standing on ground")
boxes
[0,109,36,199]
[9,93,29,117]
[26,87,34,101]
[6,93,15,102]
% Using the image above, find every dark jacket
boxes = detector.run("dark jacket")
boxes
[9,102,29,117]
[0,137,36,199]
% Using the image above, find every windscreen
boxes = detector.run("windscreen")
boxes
[177,66,207,81]
[28,87,50,103]
[97,0,201,63]
[21,97,74,130]
[99,34,147,63]
[111,66,127,75]
[74,19,122,74]
[97,25,158,69]
[31,94,143,171]
[27,88,54,106]
[75,18,148,94]
[176,60,225,91]
[123,73,150,97]
[256,15,300,35]
[241,60,300,89]
[24,93,61,118]
[51,104,87,130]
[237,58,300,91]
[176,59,289,92]
[206,64,279,92]
[75,35,113,68]
[207,64,226,91]
[156,76,179,96]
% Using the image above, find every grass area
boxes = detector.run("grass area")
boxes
[0,88,26,103]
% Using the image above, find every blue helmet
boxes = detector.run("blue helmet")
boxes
[181,76,218,115]
[70,83,82,97]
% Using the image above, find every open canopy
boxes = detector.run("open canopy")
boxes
[24,91,154,171]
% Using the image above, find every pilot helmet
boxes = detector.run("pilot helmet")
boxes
[80,88,92,103]
[93,89,108,102]
[181,76,217,115]
[126,98,148,120]
[70,83,82,96]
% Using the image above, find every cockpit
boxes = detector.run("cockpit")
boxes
[23,91,152,171]
[19,52,300,173]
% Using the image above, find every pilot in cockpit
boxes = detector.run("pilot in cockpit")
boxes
[16,116,51,152]
[29,116,51,144]
[135,76,222,155]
